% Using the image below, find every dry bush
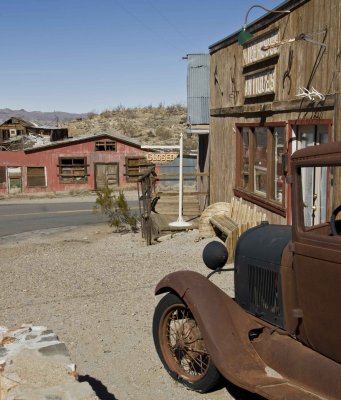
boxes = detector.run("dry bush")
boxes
[101,110,113,119]
[118,119,135,135]
[65,104,191,151]
[155,126,172,141]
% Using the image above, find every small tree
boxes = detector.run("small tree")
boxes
[94,187,139,232]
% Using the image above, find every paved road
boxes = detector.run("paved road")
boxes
[0,197,139,237]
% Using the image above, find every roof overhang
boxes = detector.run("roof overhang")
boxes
[209,0,309,54]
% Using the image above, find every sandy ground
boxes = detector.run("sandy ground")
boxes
[0,222,262,400]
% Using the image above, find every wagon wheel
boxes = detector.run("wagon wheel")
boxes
[153,293,221,393]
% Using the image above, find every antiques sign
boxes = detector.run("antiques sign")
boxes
[242,30,279,98]
[245,68,276,97]
[243,30,279,66]
[146,152,178,164]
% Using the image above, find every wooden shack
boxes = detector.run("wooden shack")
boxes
[0,132,150,195]
[209,0,340,225]
[0,117,68,148]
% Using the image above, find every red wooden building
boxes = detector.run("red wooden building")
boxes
[0,132,150,195]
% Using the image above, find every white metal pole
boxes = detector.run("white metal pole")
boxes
[179,132,183,220]
[169,132,192,227]
[141,134,191,228]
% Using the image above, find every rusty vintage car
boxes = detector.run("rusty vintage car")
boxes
[152,142,341,399]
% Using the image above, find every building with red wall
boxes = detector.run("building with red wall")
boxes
[0,132,151,194]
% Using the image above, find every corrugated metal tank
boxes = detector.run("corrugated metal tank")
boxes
[187,54,210,125]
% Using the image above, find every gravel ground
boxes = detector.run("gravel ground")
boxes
[0,223,261,400]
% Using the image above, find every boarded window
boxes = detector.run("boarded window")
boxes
[95,140,116,151]
[1,130,10,140]
[27,167,46,187]
[125,157,151,182]
[0,166,6,188]
[59,157,87,183]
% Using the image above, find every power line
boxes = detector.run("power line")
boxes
[146,0,198,49]
[115,0,189,54]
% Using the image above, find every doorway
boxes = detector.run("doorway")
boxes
[95,163,119,190]
[8,167,22,194]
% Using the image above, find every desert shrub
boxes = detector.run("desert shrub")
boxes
[114,104,125,112]
[183,137,197,152]
[155,126,172,140]
[147,130,156,138]
[100,110,113,119]
[165,104,186,115]
[94,187,139,232]
[87,112,97,120]
[117,118,135,135]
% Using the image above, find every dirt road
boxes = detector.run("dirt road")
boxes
[0,223,261,400]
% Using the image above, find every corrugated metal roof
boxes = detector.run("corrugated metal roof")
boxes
[24,131,142,153]
[187,54,210,125]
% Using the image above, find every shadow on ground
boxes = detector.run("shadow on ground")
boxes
[224,379,265,400]
[79,375,118,400]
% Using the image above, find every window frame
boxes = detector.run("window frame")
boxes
[235,123,286,216]
[287,119,333,225]
[95,140,117,151]
[27,166,46,187]
[58,157,88,183]
[125,156,152,182]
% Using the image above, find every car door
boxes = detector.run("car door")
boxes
[292,163,341,364]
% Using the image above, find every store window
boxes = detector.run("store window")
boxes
[58,157,87,183]
[236,125,285,210]
[27,167,46,187]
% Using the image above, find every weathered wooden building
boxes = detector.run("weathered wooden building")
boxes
[209,0,340,224]
[0,132,149,194]
[0,117,68,149]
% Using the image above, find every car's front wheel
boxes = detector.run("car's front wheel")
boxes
[152,292,221,393]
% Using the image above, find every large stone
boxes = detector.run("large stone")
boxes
[0,325,98,400]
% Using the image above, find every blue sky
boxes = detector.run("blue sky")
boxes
[1,0,281,113]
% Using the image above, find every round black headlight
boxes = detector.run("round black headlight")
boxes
[202,241,228,271]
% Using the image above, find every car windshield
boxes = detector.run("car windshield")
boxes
[300,165,341,228]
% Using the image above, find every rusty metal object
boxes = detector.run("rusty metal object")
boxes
[155,270,341,399]
[154,142,341,399]
[156,271,285,394]
[158,299,210,381]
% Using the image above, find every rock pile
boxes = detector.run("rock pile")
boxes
[0,325,97,400]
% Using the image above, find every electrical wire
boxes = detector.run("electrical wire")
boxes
[115,0,189,54]
[146,0,198,49]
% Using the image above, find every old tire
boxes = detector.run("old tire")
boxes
[153,292,221,393]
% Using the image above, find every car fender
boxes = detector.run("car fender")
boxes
[155,270,285,393]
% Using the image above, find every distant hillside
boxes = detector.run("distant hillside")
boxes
[62,104,197,152]
[0,104,197,153]
[0,108,88,126]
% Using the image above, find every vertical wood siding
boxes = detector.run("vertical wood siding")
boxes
[0,137,147,194]
[209,0,341,223]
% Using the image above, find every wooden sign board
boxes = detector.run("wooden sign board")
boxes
[245,68,276,97]
[243,30,279,66]
[146,152,179,164]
